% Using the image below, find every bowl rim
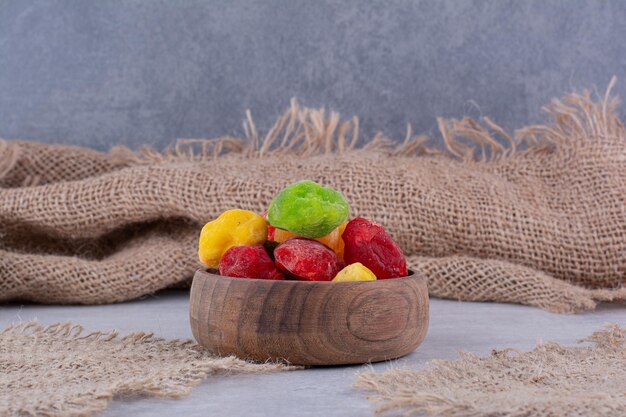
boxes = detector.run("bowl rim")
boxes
[195,268,423,285]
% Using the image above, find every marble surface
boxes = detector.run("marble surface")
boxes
[1,291,624,417]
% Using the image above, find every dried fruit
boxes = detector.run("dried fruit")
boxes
[267,180,349,238]
[332,262,377,282]
[274,238,342,281]
[262,210,276,240]
[272,221,348,261]
[342,217,407,279]
[198,209,267,268]
[219,245,284,280]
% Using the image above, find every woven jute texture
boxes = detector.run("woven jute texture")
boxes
[0,321,293,417]
[1,81,625,312]
[356,324,626,417]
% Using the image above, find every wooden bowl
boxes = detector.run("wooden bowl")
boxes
[189,269,429,366]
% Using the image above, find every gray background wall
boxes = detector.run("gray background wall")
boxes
[0,0,624,150]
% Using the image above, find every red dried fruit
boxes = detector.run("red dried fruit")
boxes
[219,245,285,280]
[342,217,407,279]
[262,210,276,241]
[274,238,342,281]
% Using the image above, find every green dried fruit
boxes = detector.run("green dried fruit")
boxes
[267,180,349,238]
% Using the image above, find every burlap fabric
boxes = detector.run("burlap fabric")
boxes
[0,321,293,417]
[356,324,626,417]
[1,82,625,312]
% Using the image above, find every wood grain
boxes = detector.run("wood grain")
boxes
[189,269,429,365]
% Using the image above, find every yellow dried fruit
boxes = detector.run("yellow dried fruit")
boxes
[332,262,377,282]
[198,209,267,268]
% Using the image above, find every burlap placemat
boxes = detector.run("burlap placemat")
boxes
[0,321,294,417]
[356,324,626,417]
[1,80,625,312]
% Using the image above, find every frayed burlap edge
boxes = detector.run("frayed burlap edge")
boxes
[0,77,621,182]
[355,324,626,417]
[96,77,622,166]
[1,321,298,417]
[0,77,621,198]
[0,78,623,313]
